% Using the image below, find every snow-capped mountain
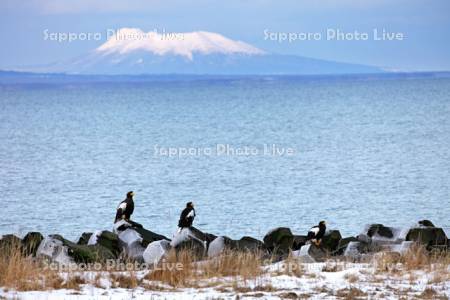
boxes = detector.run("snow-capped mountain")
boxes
[38,28,383,75]
[97,28,265,59]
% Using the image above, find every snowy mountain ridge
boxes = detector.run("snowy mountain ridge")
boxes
[96,28,265,60]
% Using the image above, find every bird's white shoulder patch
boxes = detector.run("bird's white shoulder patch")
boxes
[309,227,320,235]
[118,202,127,210]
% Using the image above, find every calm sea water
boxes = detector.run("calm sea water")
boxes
[1,76,450,240]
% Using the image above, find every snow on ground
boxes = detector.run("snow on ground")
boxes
[1,261,449,299]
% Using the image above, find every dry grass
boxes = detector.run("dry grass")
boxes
[0,239,63,291]
[418,287,449,300]
[146,248,265,287]
[335,287,367,299]
[272,253,304,277]
[322,261,344,272]
[374,244,450,274]
[344,273,359,283]
[110,273,139,289]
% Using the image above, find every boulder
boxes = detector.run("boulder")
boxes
[364,224,406,246]
[207,236,228,257]
[86,230,121,257]
[134,227,170,247]
[336,237,358,255]
[357,234,372,244]
[367,224,394,239]
[170,228,207,259]
[406,227,447,248]
[293,244,327,262]
[117,228,146,262]
[344,241,361,258]
[22,232,44,256]
[143,240,171,265]
[343,241,371,259]
[385,241,415,255]
[263,227,294,254]
[207,236,266,257]
[50,234,116,263]
[77,232,93,245]
[237,236,267,253]
[175,238,206,259]
[418,220,435,227]
[113,219,144,233]
[292,235,307,251]
[0,234,22,258]
[0,234,22,248]
[113,220,169,246]
[189,226,217,246]
[36,236,74,265]
[321,230,342,253]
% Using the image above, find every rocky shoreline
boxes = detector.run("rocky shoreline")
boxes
[0,219,448,268]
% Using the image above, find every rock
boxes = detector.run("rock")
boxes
[36,236,74,265]
[0,234,22,248]
[207,235,266,257]
[406,227,447,248]
[86,230,121,257]
[385,241,415,254]
[357,234,372,244]
[189,226,217,246]
[344,241,361,258]
[51,234,116,263]
[292,235,307,251]
[263,227,294,254]
[175,238,206,259]
[293,244,326,262]
[134,227,170,247]
[113,219,131,233]
[237,236,267,252]
[77,232,93,245]
[321,230,342,253]
[343,241,371,259]
[117,228,146,262]
[170,228,207,259]
[364,224,407,246]
[143,240,171,265]
[207,236,227,257]
[418,220,435,227]
[336,237,358,255]
[113,220,169,246]
[22,232,44,256]
[367,224,394,239]
[0,234,22,257]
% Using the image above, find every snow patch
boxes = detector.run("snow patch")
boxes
[87,230,102,246]
[96,28,265,60]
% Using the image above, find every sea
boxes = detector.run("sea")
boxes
[1,74,449,240]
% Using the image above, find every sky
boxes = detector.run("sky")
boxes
[1,0,449,71]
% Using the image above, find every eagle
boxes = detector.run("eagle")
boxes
[306,221,326,246]
[114,191,135,223]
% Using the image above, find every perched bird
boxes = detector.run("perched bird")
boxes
[178,202,196,229]
[115,191,135,223]
[306,221,327,246]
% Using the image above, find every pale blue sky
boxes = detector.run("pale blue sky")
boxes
[1,0,449,71]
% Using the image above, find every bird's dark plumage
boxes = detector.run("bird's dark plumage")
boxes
[178,203,196,228]
[306,221,326,245]
[115,192,134,223]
